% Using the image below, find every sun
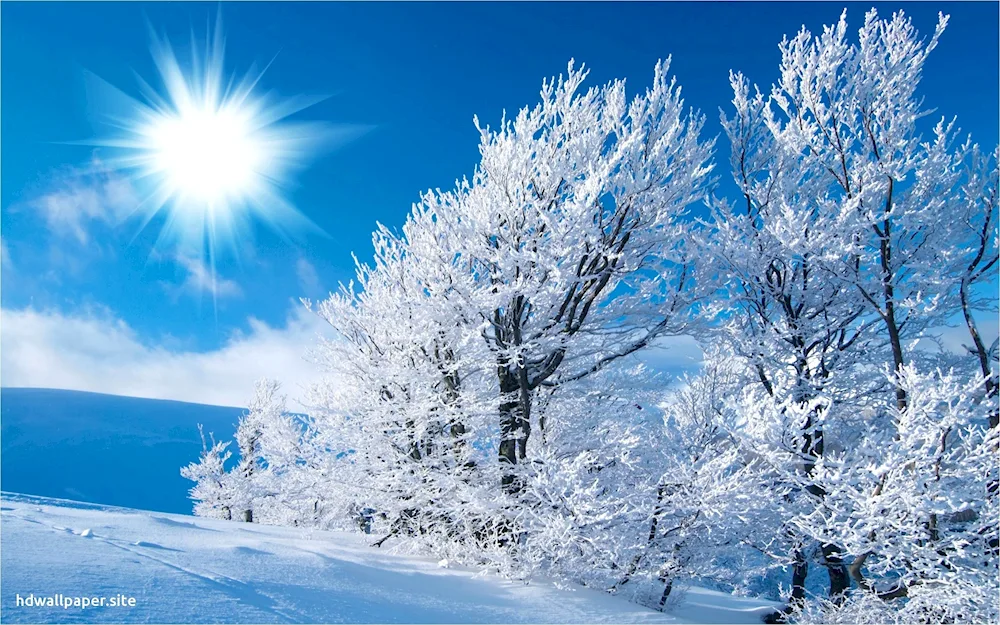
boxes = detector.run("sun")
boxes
[146,104,262,206]
[89,16,335,266]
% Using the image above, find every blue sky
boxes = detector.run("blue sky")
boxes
[2,2,997,406]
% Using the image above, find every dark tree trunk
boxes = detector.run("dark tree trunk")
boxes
[961,283,997,425]
[498,368,527,494]
[657,578,673,610]
[790,549,809,607]
[822,544,850,601]
[242,509,253,523]
[877,197,908,412]
[800,392,850,602]
[884,301,907,410]
[765,549,810,623]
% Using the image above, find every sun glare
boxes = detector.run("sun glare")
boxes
[89,15,333,269]
[147,105,262,206]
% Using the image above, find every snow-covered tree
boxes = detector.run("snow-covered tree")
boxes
[303,218,494,547]
[180,425,234,520]
[409,59,715,495]
[710,8,1000,617]
[183,380,309,526]
[708,46,877,611]
[178,9,998,618]
[789,367,999,623]
[616,353,786,607]
[301,57,714,548]
[229,379,299,523]
[759,9,970,406]
[952,144,999,426]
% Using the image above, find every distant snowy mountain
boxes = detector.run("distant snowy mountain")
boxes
[0,493,778,624]
[1,389,243,514]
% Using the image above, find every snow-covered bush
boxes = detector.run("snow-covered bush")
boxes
[182,379,310,526]
[180,425,234,520]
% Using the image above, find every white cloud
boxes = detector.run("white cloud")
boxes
[0,303,333,408]
[296,257,323,297]
[25,161,137,244]
[170,255,243,300]
[22,162,249,301]
[919,317,1000,358]
[637,334,705,377]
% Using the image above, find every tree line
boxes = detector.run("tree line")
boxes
[183,9,998,623]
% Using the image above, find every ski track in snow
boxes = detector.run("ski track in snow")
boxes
[1,493,778,624]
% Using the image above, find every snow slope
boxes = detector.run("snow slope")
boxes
[1,493,779,624]
[1,389,242,513]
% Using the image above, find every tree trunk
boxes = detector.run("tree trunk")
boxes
[961,280,998,429]
[821,543,850,601]
[657,578,673,610]
[498,366,528,495]
[790,549,809,607]
[877,201,908,412]
[762,552,809,625]
[799,385,850,601]
[884,301,907,410]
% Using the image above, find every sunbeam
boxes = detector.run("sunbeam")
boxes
[85,15,344,304]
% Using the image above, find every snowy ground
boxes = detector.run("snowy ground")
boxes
[1,493,778,624]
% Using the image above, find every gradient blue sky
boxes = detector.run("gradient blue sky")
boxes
[2,2,997,405]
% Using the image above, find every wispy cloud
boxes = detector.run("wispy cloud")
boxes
[1,302,332,407]
[169,255,244,300]
[919,315,1000,358]
[295,256,323,297]
[25,160,137,245]
[1,237,11,271]
[19,162,249,302]
[637,334,705,382]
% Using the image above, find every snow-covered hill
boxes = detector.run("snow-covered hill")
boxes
[1,493,779,624]
[0,389,242,513]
